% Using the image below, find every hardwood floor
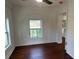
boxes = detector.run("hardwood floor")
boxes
[9,43,73,59]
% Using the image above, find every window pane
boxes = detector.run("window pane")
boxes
[5,33,9,48]
[30,29,42,38]
[30,29,37,38]
[30,20,41,28]
[5,18,11,49]
[37,29,42,38]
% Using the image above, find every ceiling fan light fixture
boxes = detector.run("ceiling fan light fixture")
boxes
[36,0,42,2]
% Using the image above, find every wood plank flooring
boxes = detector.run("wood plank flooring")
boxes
[9,43,73,59]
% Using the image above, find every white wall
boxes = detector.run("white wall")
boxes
[5,1,15,59]
[66,0,74,58]
[12,6,59,46]
[56,0,74,57]
[56,1,68,43]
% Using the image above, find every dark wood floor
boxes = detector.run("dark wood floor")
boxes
[9,43,73,59]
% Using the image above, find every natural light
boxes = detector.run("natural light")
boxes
[30,20,43,38]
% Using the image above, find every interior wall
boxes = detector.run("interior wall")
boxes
[65,0,74,58]
[55,1,67,43]
[12,6,59,46]
[5,1,15,59]
[56,0,74,57]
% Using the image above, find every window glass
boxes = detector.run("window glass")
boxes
[5,18,11,49]
[30,20,41,28]
[30,20,43,38]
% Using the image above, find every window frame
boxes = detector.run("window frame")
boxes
[5,18,11,50]
[29,19,43,39]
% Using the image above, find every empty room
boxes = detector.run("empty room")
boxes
[5,0,74,59]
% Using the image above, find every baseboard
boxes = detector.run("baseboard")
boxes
[16,42,59,48]
[8,47,16,59]
[15,41,62,47]
[5,46,15,59]
[65,52,73,59]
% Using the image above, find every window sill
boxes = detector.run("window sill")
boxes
[30,37,43,39]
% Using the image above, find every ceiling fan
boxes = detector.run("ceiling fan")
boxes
[22,0,63,5]
[43,0,53,5]
[22,0,53,5]
[37,0,63,5]
[43,0,64,5]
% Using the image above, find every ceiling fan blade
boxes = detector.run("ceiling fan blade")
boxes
[43,0,53,5]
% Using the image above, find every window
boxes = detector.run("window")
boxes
[5,18,11,49]
[30,20,43,38]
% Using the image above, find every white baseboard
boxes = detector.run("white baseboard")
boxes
[5,46,15,59]
[66,49,74,58]
[15,41,58,47]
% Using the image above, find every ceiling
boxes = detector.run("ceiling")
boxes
[8,0,65,7]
